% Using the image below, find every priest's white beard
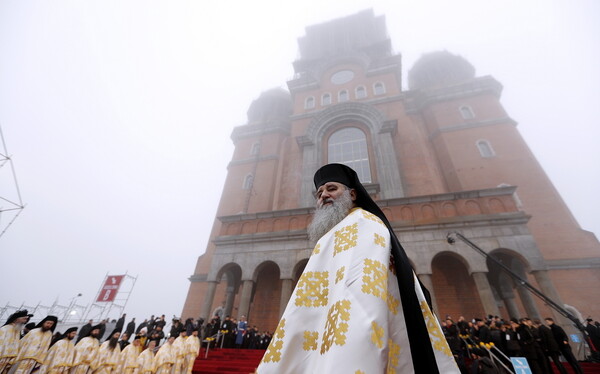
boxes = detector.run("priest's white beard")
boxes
[308,189,353,242]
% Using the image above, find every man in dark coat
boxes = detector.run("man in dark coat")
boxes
[545,318,584,374]
[476,319,491,343]
[586,318,600,351]
[76,319,94,343]
[516,318,547,374]
[115,313,126,332]
[136,319,148,334]
[125,318,136,339]
[533,319,567,374]
[505,320,522,357]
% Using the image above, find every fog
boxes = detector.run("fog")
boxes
[1,0,598,325]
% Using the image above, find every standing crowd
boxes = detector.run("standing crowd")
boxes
[442,314,600,374]
[202,315,272,350]
[0,311,202,374]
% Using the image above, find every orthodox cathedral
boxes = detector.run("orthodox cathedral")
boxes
[182,10,600,332]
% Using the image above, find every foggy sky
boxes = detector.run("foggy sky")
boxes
[1,0,598,325]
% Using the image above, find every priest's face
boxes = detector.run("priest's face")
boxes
[41,320,55,331]
[67,331,77,340]
[316,182,356,208]
[308,183,355,242]
[15,316,28,325]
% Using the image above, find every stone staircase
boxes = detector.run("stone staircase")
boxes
[192,348,264,374]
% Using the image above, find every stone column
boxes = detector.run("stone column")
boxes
[200,281,218,320]
[238,280,255,319]
[502,294,520,319]
[224,286,236,317]
[417,273,439,316]
[472,272,500,316]
[279,279,294,318]
[532,270,569,323]
[515,284,540,320]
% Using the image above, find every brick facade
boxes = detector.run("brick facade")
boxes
[182,10,600,333]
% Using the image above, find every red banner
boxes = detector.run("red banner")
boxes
[96,275,124,302]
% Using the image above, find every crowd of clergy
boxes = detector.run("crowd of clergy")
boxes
[0,310,202,374]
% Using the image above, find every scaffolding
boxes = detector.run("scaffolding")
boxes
[83,272,137,322]
[0,124,25,239]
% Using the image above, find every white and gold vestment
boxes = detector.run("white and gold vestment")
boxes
[183,336,200,374]
[71,337,100,374]
[7,328,52,374]
[153,343,176,374]
[134,347,155,374]
[256,208,460,373]
[38,338,76,374]
[93,341,121,374]
[0,324,21,373]
[117,343,141,374]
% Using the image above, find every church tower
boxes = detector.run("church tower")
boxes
[182,10,600,332]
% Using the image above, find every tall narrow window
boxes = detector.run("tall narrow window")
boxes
[304,96,315,109]
[477,140,495,158]
[460,105,475,119]
[250,143,260,156]
[355,86,367,99]
[373,82,386,95]
[322,93,332,106]
[328,127,372,182]
[243,174,254,190]
[338,90,349,102]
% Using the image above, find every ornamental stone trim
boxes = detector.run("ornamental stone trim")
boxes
[404,76,503,113]
[545,258,600,270]
[188,274,208,282]
[428,117,517,140]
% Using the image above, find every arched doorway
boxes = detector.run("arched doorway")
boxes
[431,252,484,319]
[250,261,281,332]
[213,263,242,319]
[486,250,539,320]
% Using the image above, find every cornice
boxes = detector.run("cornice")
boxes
[404,76,503,113]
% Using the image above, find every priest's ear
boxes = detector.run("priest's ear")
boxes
[350,188,357,202]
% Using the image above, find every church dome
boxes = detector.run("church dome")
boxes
[247,88,293,124]
[408,51,476,90]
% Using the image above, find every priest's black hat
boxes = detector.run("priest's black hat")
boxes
[64,327,78,334]
[35,315,58,332]
[3,309,33,326]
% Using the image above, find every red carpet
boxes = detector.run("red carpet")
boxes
[551,361,600,373]
[190,349,600,374]
[192,348,264,374]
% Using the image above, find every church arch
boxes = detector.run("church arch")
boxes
[486,248,539,320]
[431,251,484,319]
[214,263,243,317]
[250,261,282,332]
[299,102,404,206]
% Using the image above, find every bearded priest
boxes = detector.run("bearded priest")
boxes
[256,163,460,374]
[71,324,102,374]
[117,335,142,374]
[0,310,33,374]
[7,315,57,374]
[38,327,78,374]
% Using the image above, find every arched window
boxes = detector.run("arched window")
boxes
[250,142,260,156]
[304,96,315,109]
[373,82,386,95]
[355,86,367,99]
[321,93,331,106]
[477,140,495,158]
[243,174,254,190]
[338,90,349,102]
[460,105,475,119]
[328,127,372,182]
